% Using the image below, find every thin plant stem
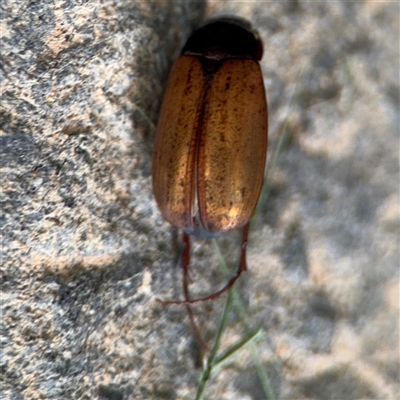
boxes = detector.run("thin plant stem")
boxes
[133,103,156,130]
[195,289,234,400]
[212,240,276,400]
[195,290,264,400]
[212,328,262,368]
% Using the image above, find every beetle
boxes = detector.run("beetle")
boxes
[152,17,268,305]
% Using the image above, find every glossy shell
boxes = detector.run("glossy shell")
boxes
[152,18,268,235]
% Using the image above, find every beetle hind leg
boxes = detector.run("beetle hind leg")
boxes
[181,232,207,353]
[162,223,249,305]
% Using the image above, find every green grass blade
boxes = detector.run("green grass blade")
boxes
[133,103,156,130]
[212,239,276,400]
[212,328,262,368]
[195,290,234,400]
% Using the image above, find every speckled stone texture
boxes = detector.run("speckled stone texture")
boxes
[1,1,399,399]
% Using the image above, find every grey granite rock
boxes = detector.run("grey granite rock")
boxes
[1,1,398,399]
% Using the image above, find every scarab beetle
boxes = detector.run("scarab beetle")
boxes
[152,17,268,304]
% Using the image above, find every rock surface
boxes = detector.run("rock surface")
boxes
[1,1,398,399]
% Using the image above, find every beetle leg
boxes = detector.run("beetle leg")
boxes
[239,222,249,272]
[182,232,207,353]
[163,223,249,305]
[157,233,207,353]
